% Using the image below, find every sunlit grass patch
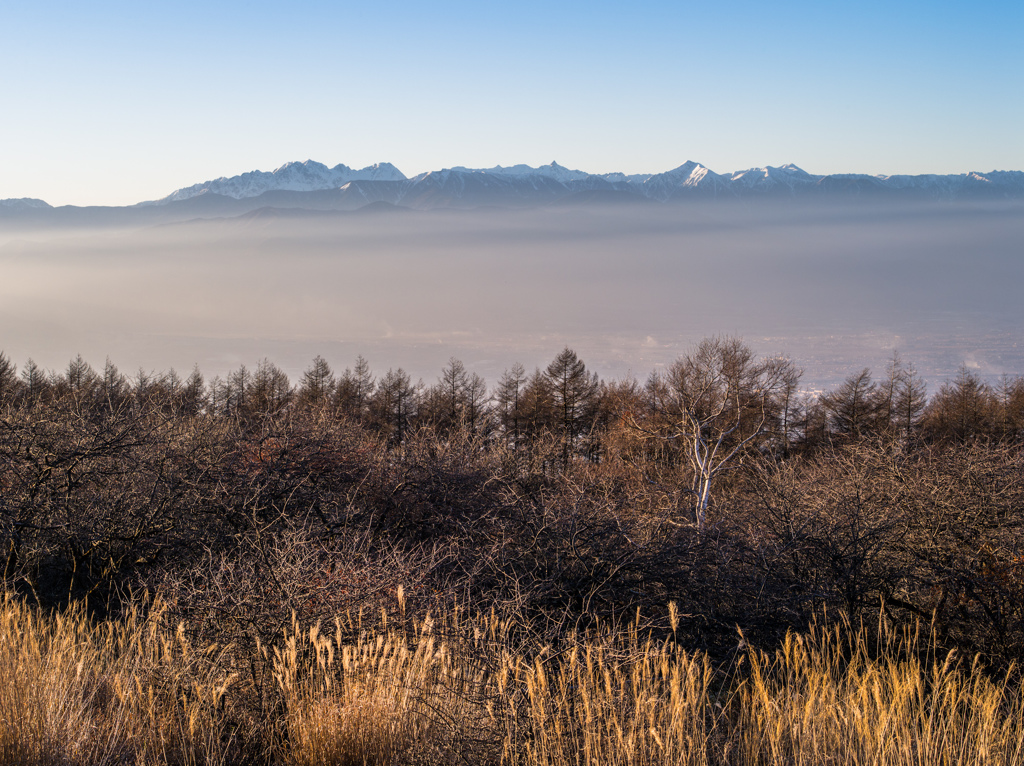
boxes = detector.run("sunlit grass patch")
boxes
[1,592,1023,766]
[0,593,234,766]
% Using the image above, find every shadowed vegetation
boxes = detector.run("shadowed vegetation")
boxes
[1,342,1023,763]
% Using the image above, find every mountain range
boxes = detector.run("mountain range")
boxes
[3,160,1023,228]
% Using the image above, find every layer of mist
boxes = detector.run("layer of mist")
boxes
[1,199,1022,391]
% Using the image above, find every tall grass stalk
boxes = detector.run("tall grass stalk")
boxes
[729,622,1024,765]
[500,627,714,766]
[0,593,235,766]
[272,610,497,766]
[2,591,1023,765]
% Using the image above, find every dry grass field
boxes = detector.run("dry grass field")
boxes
[1,593,1021,766]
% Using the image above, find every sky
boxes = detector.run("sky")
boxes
[1,0,1022,207]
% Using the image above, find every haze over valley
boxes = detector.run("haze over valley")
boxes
[2,163,1021,391]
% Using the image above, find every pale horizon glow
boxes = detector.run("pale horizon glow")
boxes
[1,1,1022,207]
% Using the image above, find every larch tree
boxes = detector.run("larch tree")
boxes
[893,361,927,442]
[820,368,881,439]
[298,355,335,409]
[776,359,804,455]
[223,365,252,418]
[0,352,17,406]
[372,368,418,444]
[520,368,556,441]
[64,355,99,402]
[20,359,48,404]
[997,375,1024,440]
[179,366,207,417]
[545,347,600,465]
[495,363,527,450]
[336,356,375,422]
[923,366,996,443]
[424,357,470,434]
[463,371,488,435]
[249,359,292,416]
[100,358,129,410]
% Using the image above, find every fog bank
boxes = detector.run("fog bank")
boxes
[1,200,1021,391]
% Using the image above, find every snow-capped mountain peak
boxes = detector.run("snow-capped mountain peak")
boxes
[0,198,52,209]
[155,161,407,203]
[638,161,731,200]
[728,164,821,193]
[128,159,1024,210]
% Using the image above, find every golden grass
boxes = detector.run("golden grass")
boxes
[730,622,1024,765]
[272,609,496,766]
[1,592,1022,766]
[0,593,234,766]
[500,629,714,766]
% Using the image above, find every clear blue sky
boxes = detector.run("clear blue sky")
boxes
[2,0,1021,206]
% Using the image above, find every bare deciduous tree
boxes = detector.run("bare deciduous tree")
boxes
[637,336,797,528]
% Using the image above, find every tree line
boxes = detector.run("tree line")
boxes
[3,341,1022,457]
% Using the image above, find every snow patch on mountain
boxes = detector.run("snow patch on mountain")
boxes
[0,198,52,209]
[448,161,594,184]
[156,161,406,203]
[729,164,820,192]
[599,171,654,184]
